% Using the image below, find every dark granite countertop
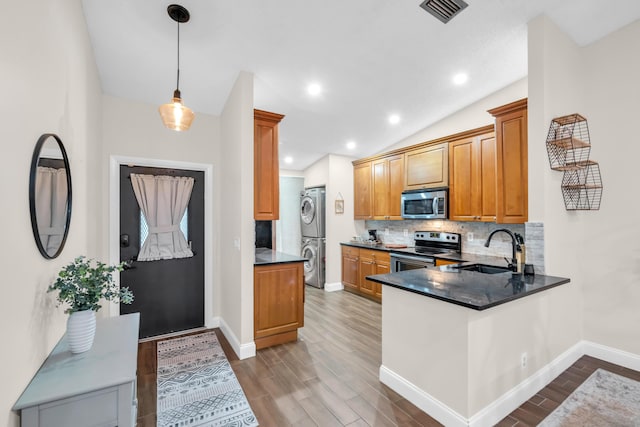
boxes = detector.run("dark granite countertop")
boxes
[255,248,306,266]
[341,241,513,266]
[366,266,570,310]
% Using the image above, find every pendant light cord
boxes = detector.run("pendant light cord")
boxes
[176,21,181,92]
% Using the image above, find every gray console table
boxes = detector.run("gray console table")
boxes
[13,313,140,427]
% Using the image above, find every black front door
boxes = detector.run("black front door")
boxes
[119,165,205,339]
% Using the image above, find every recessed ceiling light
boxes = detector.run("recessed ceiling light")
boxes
[284,156,293,164]
[388,114,401,125]
[452,72,468,85]
[307,83,322,96]
[346,141,357,150]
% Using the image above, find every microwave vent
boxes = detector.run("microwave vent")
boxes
[419,0,468,23]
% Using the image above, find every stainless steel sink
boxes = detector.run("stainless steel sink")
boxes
[456,264,512,274]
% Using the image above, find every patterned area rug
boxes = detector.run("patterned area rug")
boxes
[539,368,640,426]
[157,331,258,427]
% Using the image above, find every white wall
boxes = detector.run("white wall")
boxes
[0,0,103,426]
[219,72,256,358]
[304,154,357,285]
[384,78,528,153]
[529,16,640,355]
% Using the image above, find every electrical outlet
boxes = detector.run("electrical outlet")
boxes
[385,228,390,235]
[521,352,528,368]
[403,229,409,237]
[467,232,474,242]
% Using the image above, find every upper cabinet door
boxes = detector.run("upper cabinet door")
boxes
[404,142,449,190]
[449,137,479,221]
[449,132,497,222]
[387,155,404,219]
[353,162,373,220]
[254,109,284,220]
[489,99,528,224]
[371,154,404,220]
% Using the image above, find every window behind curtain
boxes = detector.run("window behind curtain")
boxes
[140,209,189,247]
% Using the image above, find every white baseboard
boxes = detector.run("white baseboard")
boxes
[324,282,344,292]
[218,317,256,360]
[380,365,469,427]
[583,340,640,372]
[381,340,640,427]
[207,316,220,329]
[468,343,584,427]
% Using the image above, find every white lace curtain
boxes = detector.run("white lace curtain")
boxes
[130,173,194,261]
[35,166,68,255]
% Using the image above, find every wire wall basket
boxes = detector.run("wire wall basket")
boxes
[546,114,602,210]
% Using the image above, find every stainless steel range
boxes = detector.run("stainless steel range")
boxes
[390,231,461,273]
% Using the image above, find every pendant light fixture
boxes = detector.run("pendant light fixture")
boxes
[159,4,195,131]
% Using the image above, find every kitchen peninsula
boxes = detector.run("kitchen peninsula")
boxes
[253,248,306,349]
[368,266,572,426]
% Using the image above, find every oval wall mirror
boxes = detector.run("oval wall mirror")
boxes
[29,133,72,259]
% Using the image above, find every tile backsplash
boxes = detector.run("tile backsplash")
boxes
[359,220,545,274]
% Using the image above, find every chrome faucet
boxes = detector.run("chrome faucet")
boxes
[484,229,521,271]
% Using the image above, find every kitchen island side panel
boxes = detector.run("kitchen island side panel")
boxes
[381,281,580,420]
[467,281,580,415]
[381,285,471,416]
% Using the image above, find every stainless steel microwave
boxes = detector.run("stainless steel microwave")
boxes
[401,189,447,219]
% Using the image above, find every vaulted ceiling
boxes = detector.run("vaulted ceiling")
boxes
[82,0,640,170]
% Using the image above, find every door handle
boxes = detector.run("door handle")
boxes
[121,256,137,270]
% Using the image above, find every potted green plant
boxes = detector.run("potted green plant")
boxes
[48,256,134,353]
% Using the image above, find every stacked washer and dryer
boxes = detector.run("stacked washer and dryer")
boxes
[300,186,326,288]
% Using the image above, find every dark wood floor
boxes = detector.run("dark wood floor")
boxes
[136,286,640,427]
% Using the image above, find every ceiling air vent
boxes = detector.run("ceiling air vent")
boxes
[419,0,468,23]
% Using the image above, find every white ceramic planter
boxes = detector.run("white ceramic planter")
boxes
[67,310,97,353]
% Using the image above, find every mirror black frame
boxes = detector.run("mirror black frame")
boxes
[29,133,72,259]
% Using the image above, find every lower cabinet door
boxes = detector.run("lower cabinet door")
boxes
[254,263,304,339]
[341,247,359,292]
[358,257,376,296]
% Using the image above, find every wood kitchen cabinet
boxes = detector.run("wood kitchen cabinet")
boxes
[353,162,373,219]
[449,130,497,222]
[489,99,528,223]
[341,246,360,293]
[372,154,404,220]
[373,255,390,300]
[254,109,284,220]
[254,261,304,349]
[358,251,377,297]
[341,245,388,303]
[404,142,449,190]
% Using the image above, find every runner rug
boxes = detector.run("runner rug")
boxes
[539,368,640,426]
[157,331,258,427]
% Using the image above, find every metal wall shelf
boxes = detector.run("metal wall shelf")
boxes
[546,114,602,210]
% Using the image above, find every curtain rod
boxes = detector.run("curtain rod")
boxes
[126,174,196,182]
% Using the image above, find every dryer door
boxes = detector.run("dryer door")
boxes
[301,242,317,284]
[300,196,316,225]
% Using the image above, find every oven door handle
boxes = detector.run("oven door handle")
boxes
[391,253,435,263]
